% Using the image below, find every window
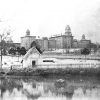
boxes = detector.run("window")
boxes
[32,61,36,66]
[43,60,55,63]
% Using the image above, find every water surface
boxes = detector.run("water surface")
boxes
[0,75,100,100]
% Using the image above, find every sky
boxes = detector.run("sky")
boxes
[0,0,100,43]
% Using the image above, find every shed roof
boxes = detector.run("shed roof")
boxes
[23,47,42,60]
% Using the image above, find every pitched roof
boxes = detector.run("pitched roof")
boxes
[23,47,42,60]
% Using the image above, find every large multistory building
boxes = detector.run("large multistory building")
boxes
[20,25,92,51]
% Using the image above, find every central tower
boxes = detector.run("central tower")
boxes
[63,25,73,49]
[65,25,72,36]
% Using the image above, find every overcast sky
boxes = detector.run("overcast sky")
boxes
[0,0,100,43]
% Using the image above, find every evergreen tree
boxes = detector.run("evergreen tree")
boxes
[16,47,21,55]
[20,47,26,55]
[81,48,90,55]
[8,48,16,55]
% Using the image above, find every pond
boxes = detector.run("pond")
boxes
[0,75,100,100]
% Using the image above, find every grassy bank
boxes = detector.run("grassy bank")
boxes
[0,66,100,77]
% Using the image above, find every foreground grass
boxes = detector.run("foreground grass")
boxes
[0,67,100,77]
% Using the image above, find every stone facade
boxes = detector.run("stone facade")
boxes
[42,37,48,51]
[48,37,56,50]
[21,29,36,50]
[72,39,78,48]
[36,39,43,49]
[78,34,91,49]
[20,26,92,51]
[49,25,73,50]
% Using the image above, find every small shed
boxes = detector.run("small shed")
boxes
[22,47,42,68]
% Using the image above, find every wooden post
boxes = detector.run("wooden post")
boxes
[0,35,2,69]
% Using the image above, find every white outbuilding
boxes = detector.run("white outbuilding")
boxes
[22,47,42,68]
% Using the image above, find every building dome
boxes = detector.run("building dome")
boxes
[82,34,85,40]
[26,29,30,36]
[65,25,70,31]
[65,25,72,36]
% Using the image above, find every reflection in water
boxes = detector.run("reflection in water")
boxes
[0,76,100,100]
